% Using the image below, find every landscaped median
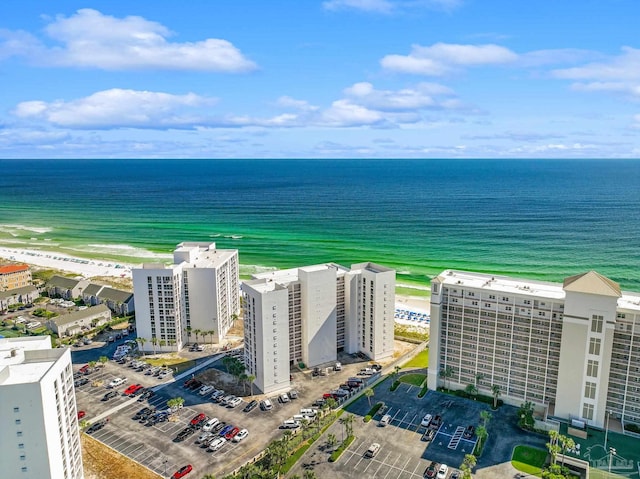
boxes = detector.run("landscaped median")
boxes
[363,401,384,422]
[329,435,355,462]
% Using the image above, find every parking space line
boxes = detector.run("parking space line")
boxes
[383,454,402,479]
[372,451,392,476]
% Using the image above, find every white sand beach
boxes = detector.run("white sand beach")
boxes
[0,245,431,330]
[0,246,138,279]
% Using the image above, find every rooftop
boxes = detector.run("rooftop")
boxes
[0,336,64,385]
[0,264,29,274]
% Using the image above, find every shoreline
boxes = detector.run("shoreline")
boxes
[0,245,431,330]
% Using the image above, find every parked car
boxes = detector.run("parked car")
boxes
[218,424,234,437]
[463,425,475,439]
[421,413,433,427]
[77,410,86,419]
[190,413,207,426]
[380,414,392,427]
[437,464,449,479]
[424,461,439,478]
[278,393,290,403]
[207,437,226,452]
[202,417,220,432]
[86,419,108,434]
[243,400,258,412]
[288,390,299,400]
[198,385,215,396]
[227,397,243,408]
[171,464,193,479]
[224,427,240,440]
[365,443,381,457]
[430,414,443,429]
[74,377,89,387]
[107,377,127,388]
[102,391,119,401]
[233,428,249,442]
[260,399,273,411]
[123,384,143,396]
[197,431,214,444]
[281,419,301,429]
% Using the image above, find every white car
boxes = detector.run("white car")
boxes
[421,413,433,427]
[300,408,318,418]
[437,464,449,479]
[198,385,215,396]
[227,397,243,408]
[107,377,126,388]
[380,414,392,427]
[207,437,226,452]
[197,431,214,444]
[233,428,249,442]
[281,419,301,429]
[202,418,220,432]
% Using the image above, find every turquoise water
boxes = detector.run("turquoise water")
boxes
[1,159,639,290]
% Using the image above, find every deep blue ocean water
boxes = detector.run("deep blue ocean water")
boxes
[1,159,640,290]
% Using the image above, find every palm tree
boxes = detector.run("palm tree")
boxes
[136,337,147,354]
[247,374,256,397]
[327,433,338,451]
[546,431,561,466]
[98,356,108,367]
[88,360,97,370]
[559,434,575,467]
[475,372,485,388]
[150,336,158,355]
[475,425,488,453]
[364,387,374,407]
[167,397,185,411]
[340,413,355,439]
[303,471,317,479]
[491,384,501,409]
[465,383,478,399]
[168,338,176,349]
[193,329,201,343]
[480,410,492,426]
[185,326,192,344]
[159,339,166,351]
[206,329,215,344]
[441,365,454,391]
[460,453,477,479]
[239,372,248,394]
[326,397,338,411]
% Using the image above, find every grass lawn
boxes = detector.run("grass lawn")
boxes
[511,445,546,476]
[403,348,429,368]
[0,327,22,338]
[399,373,426,386]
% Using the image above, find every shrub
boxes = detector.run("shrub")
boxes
[329,435,355,462]
[625,423,640,434]
[390,380,400,391]
[418,383,429,398]
[364,415,372,422]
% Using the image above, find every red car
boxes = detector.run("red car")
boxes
[77,410,86,419]
[224,426,240,440]
[190,413,206,425]
[171,465,193,479]
[123,384,143,396]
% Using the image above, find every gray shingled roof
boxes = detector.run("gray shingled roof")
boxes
[97,287,133,303]
[47,275,81,289]
[0,285,38,300]
[52,304,111,326]
[82,284,102,296]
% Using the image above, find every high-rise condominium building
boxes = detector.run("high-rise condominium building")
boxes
[243,262,395,394]
[0,336,83,479]
[429,269,640,429]
[132,242,239,351]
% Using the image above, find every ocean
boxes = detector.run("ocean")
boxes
[1,159,640,292]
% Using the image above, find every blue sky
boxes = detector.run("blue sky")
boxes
[1,0,639,158]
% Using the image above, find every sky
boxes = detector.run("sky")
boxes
[1,0,639,159]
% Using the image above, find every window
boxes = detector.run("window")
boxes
[584,382,596,399]
[582,403,594,420]
[13,407,19,413]
[17,431,23,437]
[15,419,21,425]
[591,315,604,333]
[589,338,601,356]
[587,360,599,378]
[18,443,24,449]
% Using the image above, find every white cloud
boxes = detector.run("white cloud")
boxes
[322,0,462,13]
[381,42,517,75]
[275,96,319,112]
[552,47,640,98]
[320,99,386,126]
[343,81,456,111]
[13,89,217,128]
[323,0,394,13]
[0,9,256,72]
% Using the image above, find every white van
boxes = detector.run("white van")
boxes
[300,408,318,418]
[282,419,301,429]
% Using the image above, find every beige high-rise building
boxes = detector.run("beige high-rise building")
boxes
[0,264,32,291]
[243,262,395,394]
[429,270,640,429]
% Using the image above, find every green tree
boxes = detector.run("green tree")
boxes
[247,374,256,397]
[340,413,355,438]
[186,326,192,344]
[303,471,317,479]
[159,339,166,350]
[79,419,90,431]
[194,328,201,343]
[168,338,176,349]
[239,372,248,394]
[325,397,338,411]
[475,372,485,388]
[441,365,454,391]
[327,433,338,451]
[207,329,216,344]
[150,336,158,354]
[518,401,535,430]
[547,430,561,466]
[465,383,478,398]
[491,384,501,409]
[480,410,492,426]
[558,434,575,468]
[475,425,488,454]
[88,360,97,370]
[136,337,147,353]
[364,387,374,407]
[98,355,108,366]
[167,396,185,411]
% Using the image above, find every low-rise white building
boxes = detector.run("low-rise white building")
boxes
[0,336,83,479]
[243,262,395,394]
[132,242,239,352]
[46,304,112,337]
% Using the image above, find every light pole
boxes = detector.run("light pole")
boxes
[604,409,611,448]
[609,447,616,476]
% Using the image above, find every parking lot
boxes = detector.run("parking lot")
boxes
[73,344,397,478]
[290,380,547,478]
